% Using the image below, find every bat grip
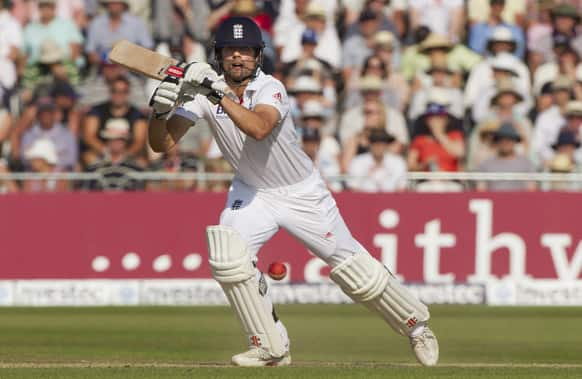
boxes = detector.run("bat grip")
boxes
[201,78,214,90]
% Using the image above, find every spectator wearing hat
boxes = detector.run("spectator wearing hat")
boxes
[0,0,23,92]
[275,1,341,69]
[533,42,581,96]
[339,76,408,156]
[409,81,464,125]
[530,4,582,64]
[534,99,581,168]
[400,25,432,81]
[287,75,334,133]
[546,152,579,191]
[476,122,536,191]
[372,30,401,73]
[280,28,338,102]
[341,8,402,84]
[84,116,144,191]
[18,96,78,172]
[22,0,83,66]
[547,121,582,191]
[299,101,341,192]
[299,99,340,157]
[81,75,148,167]
[471,77,532,152]
[21,38,80,95]
[22,137,69,192]
[343,53,409,111]
[409,0,464,43]
[561,102,582,165]
[408,93,465,172]
[85,0,153,69]
[466,119,499,170]
[347,128,407,192]
[472,77,530,129]
[468,0,525,58]
[552,128,580,165]
[528,81,556,124]
[412,33,482,87]
[465,50,531,120]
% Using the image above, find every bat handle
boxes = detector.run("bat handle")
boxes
[201,78,214,89]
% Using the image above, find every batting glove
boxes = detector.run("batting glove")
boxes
[149,77,180,120]
[183,62,219,87]
[183,62,234,105]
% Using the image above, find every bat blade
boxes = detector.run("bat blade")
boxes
[108,40,183,80]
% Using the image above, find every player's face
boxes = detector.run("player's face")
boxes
[221,46,258,82]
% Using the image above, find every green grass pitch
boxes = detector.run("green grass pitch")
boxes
[0,304,581,378]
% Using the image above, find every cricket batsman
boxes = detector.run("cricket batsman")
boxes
[147,16,439,367]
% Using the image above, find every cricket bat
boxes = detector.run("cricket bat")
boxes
[108,40,186,80]
[108,40,224,104]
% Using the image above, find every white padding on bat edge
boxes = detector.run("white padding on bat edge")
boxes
[330,252,430,336]
[206,225,286,357]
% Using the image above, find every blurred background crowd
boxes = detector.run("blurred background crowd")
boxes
[0,0,581,193]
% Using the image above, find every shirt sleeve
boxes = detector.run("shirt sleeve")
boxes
[254,79,290,121]
[175,96,206,122]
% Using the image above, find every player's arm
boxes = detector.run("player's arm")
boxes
[219,97,279,141]
[182,62,281,141]
[147,77,195,153]
[148,114,193,153]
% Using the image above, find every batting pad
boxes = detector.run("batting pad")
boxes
[206,225,287,357]
[330,252,430,336]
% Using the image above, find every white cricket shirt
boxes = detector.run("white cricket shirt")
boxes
[176,70,314,189]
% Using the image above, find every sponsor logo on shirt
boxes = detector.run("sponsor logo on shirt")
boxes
[215,105,229,119]
[273,92,282,103]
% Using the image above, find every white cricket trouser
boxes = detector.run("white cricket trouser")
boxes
[219,170,365,266]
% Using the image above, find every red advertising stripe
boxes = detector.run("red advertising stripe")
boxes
[1,193,582,282]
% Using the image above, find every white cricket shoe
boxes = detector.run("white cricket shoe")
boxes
[409,327,439,366]
[231,348,291,367]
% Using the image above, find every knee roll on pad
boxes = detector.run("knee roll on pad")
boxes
[206,225,286,357]
[330,252,430,336]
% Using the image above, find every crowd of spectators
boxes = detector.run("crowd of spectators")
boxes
[0,0,581,193]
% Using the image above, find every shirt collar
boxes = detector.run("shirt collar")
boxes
[245,69,265,92]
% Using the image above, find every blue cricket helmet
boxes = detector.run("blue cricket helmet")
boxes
[213,17,265,78]
[214,16,265,49]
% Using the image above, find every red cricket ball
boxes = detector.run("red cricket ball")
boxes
[267,262,287,281]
